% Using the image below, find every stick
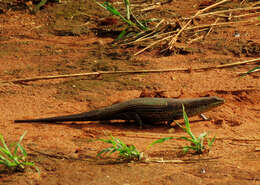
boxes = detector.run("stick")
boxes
[186,6,260,19]
[168,0,230,49]
[134,0,230,55]
[185,18,258,30]
[134,18,257,56]
[2,58,259,84]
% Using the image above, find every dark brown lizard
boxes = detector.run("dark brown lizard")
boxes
[14,96,224,127]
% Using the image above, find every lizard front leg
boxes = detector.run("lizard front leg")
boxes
[132,113,143,129]
[124,112,143,129]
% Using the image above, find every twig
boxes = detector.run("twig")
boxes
[215,58,260,68]
[236,68,260,75]
[140,4,161,12]
[187,6,260,19]
[232,12,260,18]
[187,35,204,44]
[2,58,259,84]
[168,0,230,49]
[134,34,173,56]
[134,5,260,56]
[134,0,230,55]
[204,18,220,39]
[28,146,95,161]
[143,156,220,163]
[134,18,257,56]
[185,18,258,30]
[240,0,247,6]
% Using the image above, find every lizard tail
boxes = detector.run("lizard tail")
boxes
[14,112,98,123]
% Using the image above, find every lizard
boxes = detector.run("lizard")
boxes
[14,96,224,128]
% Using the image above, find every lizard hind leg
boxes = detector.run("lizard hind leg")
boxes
[167,119,174,126]
[133,113,143,129]
[121,112,144,129]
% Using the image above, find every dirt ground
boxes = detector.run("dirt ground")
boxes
[0,0,260,184]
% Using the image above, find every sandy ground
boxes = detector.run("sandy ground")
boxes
[0,0,260,184]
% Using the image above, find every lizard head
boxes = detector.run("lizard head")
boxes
[183,96,224,117]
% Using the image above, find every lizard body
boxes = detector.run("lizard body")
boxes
[14,96,224,127]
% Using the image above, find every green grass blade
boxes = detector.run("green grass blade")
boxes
[14,131,27,155]
[182,105,196,141]
[0,155,12,166]
[96,1,142,31]
[177,136,194,143]
[208,135,216,148]
[0,145,14,162]
[0,146,11,156]
[175,121,184,129]
[241,66,260,77]
[108,148,118,155]
[198,132,207,140]
[33,0,48,14]
[17,144,27,158]
[0,160,10,166]
[130,12,147,30]
[115,29,127,41]
[148,137,174,148]
[0,135,11,153]
[96,2,121,16]
[97,138,113,144]
[97,147,114,157]
[183,146,193,153]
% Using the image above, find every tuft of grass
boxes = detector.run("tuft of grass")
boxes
[175,105,216,154]
[149,105,216,154]
[0,131,39,172]
[97,105,216,160]
[96,0,147,40]
[97,136,141,160]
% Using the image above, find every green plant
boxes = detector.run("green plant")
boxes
[97,136,141,160]
[150,105,216,154]
[0,131,39,172]
[175,105,216,154]
[96,0,147,40]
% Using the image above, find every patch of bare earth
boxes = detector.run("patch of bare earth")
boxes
[0,0,259,184]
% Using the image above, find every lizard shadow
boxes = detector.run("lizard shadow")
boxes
[64,119,205,132]
[26,118,206,133]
